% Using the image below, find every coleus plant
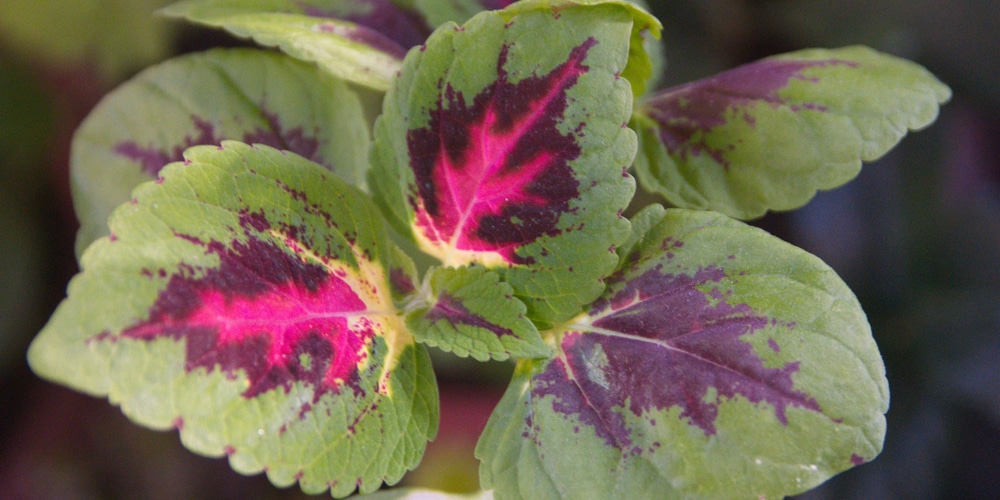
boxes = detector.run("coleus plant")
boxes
[27,0,951,498]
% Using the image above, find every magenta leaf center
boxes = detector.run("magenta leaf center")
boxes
[407,39,598,263]
[120,213,380,404]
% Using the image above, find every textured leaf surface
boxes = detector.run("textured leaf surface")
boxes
[30,142,437,497]
[632,46,951,219]
[405,266,549,361]
[72,48,368,256]
[161,0,433,90]
[477,207,888,499]
[372,5,637,323]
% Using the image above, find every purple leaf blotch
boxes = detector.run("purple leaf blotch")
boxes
[641,58,855,167]
[533,264,821,450]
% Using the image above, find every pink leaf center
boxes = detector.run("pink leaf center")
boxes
[121,212,382,405]
[407,38,598,264]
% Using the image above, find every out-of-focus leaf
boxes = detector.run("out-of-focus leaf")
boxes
[0,0,175,79]
[161,0,434,89]
[71,48,369,255]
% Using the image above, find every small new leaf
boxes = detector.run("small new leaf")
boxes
[632,46,951,219]
[30,142,437,497]
[477,207,888,499]
[405,266,550,361]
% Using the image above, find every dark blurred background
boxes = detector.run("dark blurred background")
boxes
[1,1,997,498]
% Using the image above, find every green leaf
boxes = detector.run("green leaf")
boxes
[495,0,662,97]
[29,142,437,497]
[410,1,663,97]
[632,46,951,219]
[477,206,888,499]
[160,0,433,90]
[0,0,175,80]
[71,48,369,256]
[371,5,637,324]
[405,265,550,361]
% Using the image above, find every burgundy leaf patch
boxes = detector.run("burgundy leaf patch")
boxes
[424,293,514,338]
[533,264,820,449]
[314,21,409,60]
[641,59,855,167]
[407,38,598,264]
[114,116,220,177]
[479,0,518,10]
[301,0,431,51]
[119,212,380,403]
[115,110,323,177]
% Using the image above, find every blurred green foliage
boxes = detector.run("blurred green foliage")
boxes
[0,0,177,80]
[0,56,53,375]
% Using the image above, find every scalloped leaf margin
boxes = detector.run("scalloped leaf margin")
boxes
[632,46,951,219]
[30,142,438,498]
[371,3,638,324]
[477,206,888,499]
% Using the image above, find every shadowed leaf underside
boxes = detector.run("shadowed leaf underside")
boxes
[161,0,434,89]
